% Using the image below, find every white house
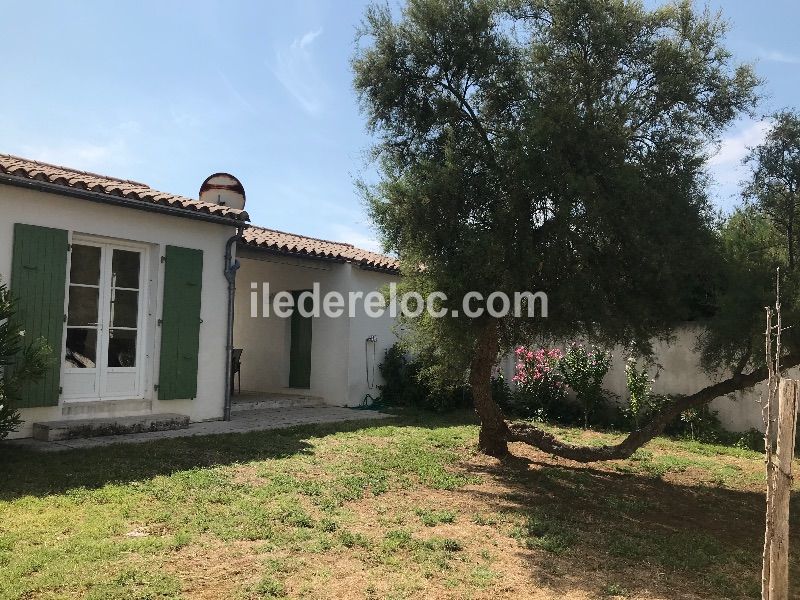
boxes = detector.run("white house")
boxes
[0,152,772,442]
[0,154,400,440]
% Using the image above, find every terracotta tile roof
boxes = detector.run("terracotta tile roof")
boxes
[0,153,248,222]
[243,225,399,273]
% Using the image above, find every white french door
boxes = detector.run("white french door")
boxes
[61,238,147,400]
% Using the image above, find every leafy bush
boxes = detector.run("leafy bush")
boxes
[622,358,680,430]
[624,357,653,428]
[559,343,614,429]
[377,344,428,407]
[624,366,767,451]
[736,428,765,452]
[666,404,760,448]
[0,279,52,439]
[622,359,752,446]
[676,405,725,442]
[491,374,513,412]
[509,347,571,422]
[508,344,621,427]
[378,343,470,411]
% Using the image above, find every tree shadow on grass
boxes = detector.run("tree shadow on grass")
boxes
[0,410,478,500]
[457,447,800,599]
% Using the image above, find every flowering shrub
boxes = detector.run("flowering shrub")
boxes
[510,343,616,427]
[510,346,568,420]
[512,346,563,386]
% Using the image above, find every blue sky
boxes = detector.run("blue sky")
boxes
[0,1,798,251]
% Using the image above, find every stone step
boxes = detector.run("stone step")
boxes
[32,413,190,442]
[231,394,326,412]
[61,398,153,418]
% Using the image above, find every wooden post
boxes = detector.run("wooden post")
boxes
[762,308,776,600]
[769,378,799,599]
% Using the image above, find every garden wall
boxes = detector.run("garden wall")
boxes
[499,326,789,433]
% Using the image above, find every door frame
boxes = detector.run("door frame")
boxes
[288,289,313,389]
[60,234,150,402]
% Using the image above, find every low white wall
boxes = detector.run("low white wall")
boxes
[0,185,234,438]
[603,328,778,433]
[502,327,784,433]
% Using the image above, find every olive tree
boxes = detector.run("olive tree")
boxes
[353,0,758,457]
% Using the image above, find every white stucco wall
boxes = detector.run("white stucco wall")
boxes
[0,184,235,438]
[346,267,401,406]
[234,252,351,404]
[602,327,782,433]
[501,327,783,433]
[233,252,400,406]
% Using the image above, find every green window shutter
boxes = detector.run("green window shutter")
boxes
[158,246,203,400]
[9,223,68,407]
[288,290,312,389]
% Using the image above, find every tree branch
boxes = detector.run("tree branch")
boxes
[507,352,800,462]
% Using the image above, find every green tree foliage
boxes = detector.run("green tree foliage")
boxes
[699,207,796,374]
[744,111,800,269]
[0,279,51,438]
[353,0,758,457]
[697,114,800,390]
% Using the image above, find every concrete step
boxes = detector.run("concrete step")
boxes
[32,413,190,442]
[231,393,325,412]
[61,398,153,418]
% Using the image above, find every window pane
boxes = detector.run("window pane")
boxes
[111,290,138,328]
[112,250,140,289]
[108,329,137,367]
[70,245,101,286]
[65,329,97,368]
[67,286,99,326]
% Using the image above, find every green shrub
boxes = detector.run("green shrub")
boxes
[507,344,621,428]
[559,343,614,429]
[0,279,52,439]
[378,343,470,411]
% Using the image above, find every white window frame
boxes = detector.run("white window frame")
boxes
[61,234,150,402]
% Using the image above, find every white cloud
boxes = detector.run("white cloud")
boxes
[19,123,141,175]
[297,29,322,50]
[755,47,800,65]
[269,28,326,116]
[706,120,771,210]
[328,223,382,253]
[708,119,769,170]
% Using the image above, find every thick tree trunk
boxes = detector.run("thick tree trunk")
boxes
[470,320,509,457]
[507,352,800,463]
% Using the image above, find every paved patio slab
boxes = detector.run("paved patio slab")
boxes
[5,407,393,452]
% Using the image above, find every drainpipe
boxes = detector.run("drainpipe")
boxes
[223,225,244,421]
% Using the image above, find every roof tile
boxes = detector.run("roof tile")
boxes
[0,153,248,222]
[0,152,396,272]
[243,225,399,273]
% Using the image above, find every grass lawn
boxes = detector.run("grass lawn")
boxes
[1,411,798,599]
